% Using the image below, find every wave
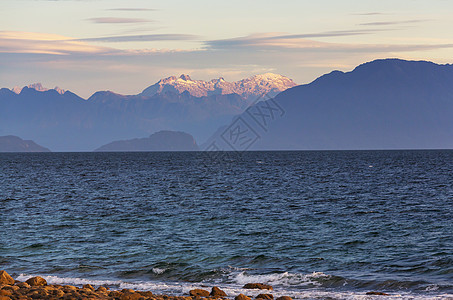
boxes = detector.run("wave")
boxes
[230,271,331,287]
[14,273,453,300]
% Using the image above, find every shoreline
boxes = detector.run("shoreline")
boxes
[1,270,290,300]
[2,270,452,300]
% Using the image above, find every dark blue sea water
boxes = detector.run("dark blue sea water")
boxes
[0,151,452,299]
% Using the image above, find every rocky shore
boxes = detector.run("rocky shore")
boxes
[0,270,294,300]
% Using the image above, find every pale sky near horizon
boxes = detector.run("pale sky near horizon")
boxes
[1,0,453,98]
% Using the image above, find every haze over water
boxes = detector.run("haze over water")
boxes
[1,151,452,299]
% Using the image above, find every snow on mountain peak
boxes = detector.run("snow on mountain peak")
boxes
[11,83,65,95]
[141,73,297,99]
[179,74,192,81]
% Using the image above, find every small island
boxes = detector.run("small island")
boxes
[94,130,199,152]
[0,135,50,152]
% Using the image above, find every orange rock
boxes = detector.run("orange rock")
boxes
[189,289,210,297]
[139,291,154,297]
[366,291,389,296]
[53,289,65,297]
[63,285,77,291]
[25,276,47,286]
[235,294,251,300]
[275,297,292,300]
[97,286,109,293]
[243,283,273,291]
[120,292,143,300]
[210,287,227,297]
[109,290,123,298]
[0,271,14,286]
[16,282,30,289]
[83,284,95,291]
[256,294,273,300]
[1,286,18,292]
[0,290,12,296]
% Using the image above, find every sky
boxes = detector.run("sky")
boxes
[1,0,453,98]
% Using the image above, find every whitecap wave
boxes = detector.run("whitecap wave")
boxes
[152,268,166,275]
[231,271,330,287]
[14,273,453,300]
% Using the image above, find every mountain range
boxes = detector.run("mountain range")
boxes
[206,59,453,151]
[0,73,295,151]
[140,73,297,99]
[2,59,453,151]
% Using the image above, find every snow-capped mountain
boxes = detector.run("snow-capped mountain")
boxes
[140,73,297,99]
[11,83,65,95]
[0,73,297,151]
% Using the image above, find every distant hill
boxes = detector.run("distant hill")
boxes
[0,135,51,152]
[206,59,453,150]
[0,73,295,151]
[95,130,199,152]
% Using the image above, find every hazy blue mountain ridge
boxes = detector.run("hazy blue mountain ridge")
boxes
[95,130,199,152]
[208,59,453,150]
[0,135,51,152]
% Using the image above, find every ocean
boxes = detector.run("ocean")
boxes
[0,151,452,299]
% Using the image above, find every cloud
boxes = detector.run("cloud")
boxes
[205,30,384,50]
[204,32,453,54]
[0,31,117,55]
[75,34,199,43]
[88,17,152,24]
[108,8,156,12]
[353,12,387,16]
[0,31,198,56]
[360,19,429,26]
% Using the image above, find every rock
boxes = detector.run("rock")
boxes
[109,291,123,298]
[16,282,30,289]
[256,294,273,300]
[61,291,79,300]
[53,289,65,297]
[28,289,48,299]
[0,296,11,300]
[139,291,154,297]
[366,291,389,296]
[0,271,14,285]
[0,286,18,292]
[243,283,273,291]
[235,294,251,300]
[0,290,12,297]
[190,289,210,297]
[210,286,227,297]
[25,276,47,286]
[83,283,94,291]
[120,292,142,300]
[275,297,292,300]
[96,286,109,293]
[63,285,78,292]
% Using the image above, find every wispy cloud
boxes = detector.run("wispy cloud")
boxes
[108,8,156,12]
[88,17,153,24]
[0,31,200,56]
[360,19,429,26]
[205,30,385,50]
[353,12,387,16]
[0,31,117,55]
[75,34,198,43]
[204,32,453,54]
